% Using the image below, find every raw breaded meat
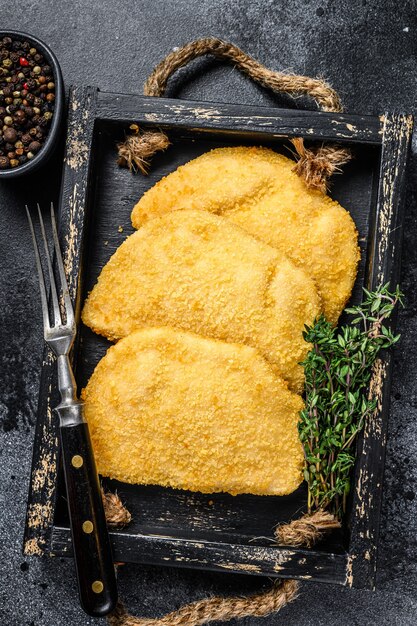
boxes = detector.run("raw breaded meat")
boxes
[82,327,305,496]
[82,210,321,393]
[131,146,360,324]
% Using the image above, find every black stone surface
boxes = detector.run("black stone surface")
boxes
[1,1,417,624]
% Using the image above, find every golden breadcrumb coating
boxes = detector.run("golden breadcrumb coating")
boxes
[131,146,360,324]
[82,210,321,393]
[82,327,305,496]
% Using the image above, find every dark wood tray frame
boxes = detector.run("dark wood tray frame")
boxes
[23,85,412,590]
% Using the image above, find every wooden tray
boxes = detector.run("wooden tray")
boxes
[23,85,412,590]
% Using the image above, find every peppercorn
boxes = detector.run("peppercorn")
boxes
[14,110,26,125]
[0,155,10,168]
[28,140,41,153]
[3,127,17,142]
[0,36,55,168]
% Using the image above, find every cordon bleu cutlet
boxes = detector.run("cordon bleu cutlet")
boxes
[82,327,305,496]
[82,210,321,393]
[131,146,360,324]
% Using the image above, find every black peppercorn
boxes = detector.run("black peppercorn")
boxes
[3,126,17,142]
[28,140,41,153]
[14,110,26,125]
[0,155,10,168]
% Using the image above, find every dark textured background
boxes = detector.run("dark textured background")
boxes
[1,1,417,624]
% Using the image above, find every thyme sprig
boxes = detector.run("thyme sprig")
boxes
[299,284,403,517]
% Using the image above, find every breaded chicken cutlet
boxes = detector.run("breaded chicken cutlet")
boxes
[131,147,360,324]
[82,327,305,496]
[82,210,321,393]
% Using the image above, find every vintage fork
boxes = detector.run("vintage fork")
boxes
[26,203,118,617]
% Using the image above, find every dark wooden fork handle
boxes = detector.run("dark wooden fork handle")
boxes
[60,420,118,617]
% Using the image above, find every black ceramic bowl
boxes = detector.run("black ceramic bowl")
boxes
[0,30,64,179]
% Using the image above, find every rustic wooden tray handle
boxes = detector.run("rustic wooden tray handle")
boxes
[117,37,351,192]
[104,508,340,626]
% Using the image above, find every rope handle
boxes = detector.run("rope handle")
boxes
[117,37,351,192]
[102,491,339,626]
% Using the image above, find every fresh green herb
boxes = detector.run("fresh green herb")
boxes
[299,284,403,517]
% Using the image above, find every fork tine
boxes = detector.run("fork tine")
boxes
[50,202,74,327]
[36,203,62,327]
[26,205,51,332]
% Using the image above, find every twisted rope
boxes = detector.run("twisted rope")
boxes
[117,37,351,191]
[102,492,339,626]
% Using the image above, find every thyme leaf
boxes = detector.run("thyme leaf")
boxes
[299,284,403,518]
